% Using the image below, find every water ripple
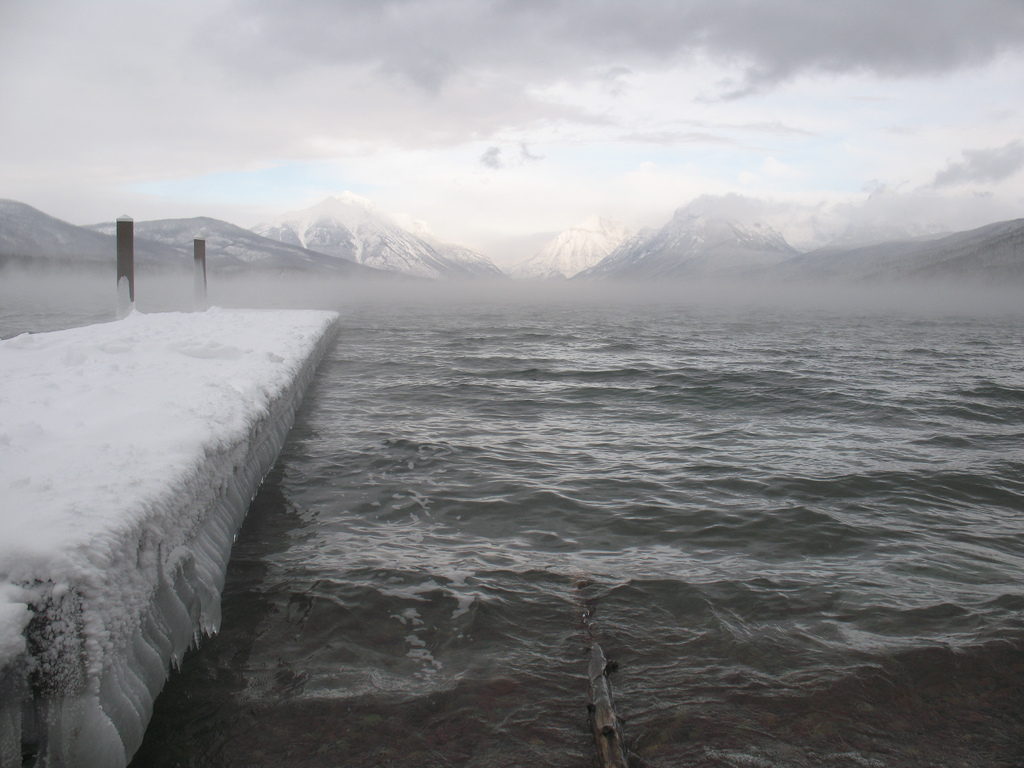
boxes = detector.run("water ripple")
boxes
[135,301,1024,767]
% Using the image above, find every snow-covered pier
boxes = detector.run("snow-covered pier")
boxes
[0,308,338,766]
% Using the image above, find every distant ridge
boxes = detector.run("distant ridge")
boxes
[252,193,505,279]
[511,216,632,279]
[774,217,1024,282]
[87,217,385,276]
[0,199,389,277]
[578,208,798,279]
[4,197,1023,284]
[0,199,151,265]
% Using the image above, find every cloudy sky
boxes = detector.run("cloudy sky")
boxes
[2,0,1024,265]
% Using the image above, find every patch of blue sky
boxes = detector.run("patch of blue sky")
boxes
[128,162,374,206]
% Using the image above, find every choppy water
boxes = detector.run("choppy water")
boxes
[3,276,1024,766]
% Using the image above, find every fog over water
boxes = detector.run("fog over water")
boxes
[3,267,1023,341]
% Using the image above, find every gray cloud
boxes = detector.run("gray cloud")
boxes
[379,47,457,94]
[595,65,633,96]
[221,0,1024,95]
[931,141,1024,187]
[519,144,543,162]
[5,0,1021,171]
[479,144,543,169]
[480,147,503,168]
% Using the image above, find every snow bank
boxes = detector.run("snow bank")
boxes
[0,308,338,766]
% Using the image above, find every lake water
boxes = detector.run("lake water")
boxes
[3,274,1023,767]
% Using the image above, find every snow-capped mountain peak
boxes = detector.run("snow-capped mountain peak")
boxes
[511,216,632,279]
[577,208,798,279]
[252,194,504,279]
[259,193,381,251]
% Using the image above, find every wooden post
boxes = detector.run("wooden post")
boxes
[116,216,134,319]
[193,237,207,311]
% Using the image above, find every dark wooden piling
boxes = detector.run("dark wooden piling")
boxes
[587,638,628,767]
[578,586,629,768]
[193,237,207,311]
[116,216,134,319]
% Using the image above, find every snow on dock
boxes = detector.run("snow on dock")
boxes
[0,308,338,766]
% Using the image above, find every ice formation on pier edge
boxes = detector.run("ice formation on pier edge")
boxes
[0,308,339,766]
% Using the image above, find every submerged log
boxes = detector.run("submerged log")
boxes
[586,639,628,768]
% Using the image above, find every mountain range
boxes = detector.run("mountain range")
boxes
[772,218,1024,282]
[87,216,383,276]
[578,209,799,280]
[251,193,503,280]
[569,202,1024,283]
[0,195,503,280]
[0,199,385,277]
[2,196,1023,284]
